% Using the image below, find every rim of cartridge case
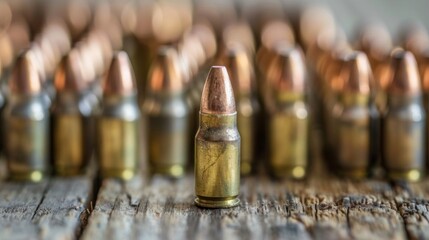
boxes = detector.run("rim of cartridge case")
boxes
[8,170,46,182]
[194,196,240,209]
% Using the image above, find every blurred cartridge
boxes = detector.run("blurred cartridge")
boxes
[143,47,191,177]
[4,50,50,182]
[51,50,94,176]
[383,50,425,181]
[355,23,393,113]
[97,51,140,180]
[265,47,309,179]
[222,44,260,175]
[195,66,240,208]
[333,52,379,179]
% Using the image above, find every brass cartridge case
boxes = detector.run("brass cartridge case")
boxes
[222,44,260,175]
[382,50,425,181]
[265,47,309,179]
[195,112,241,208]
[98,96,140,180]
[332,52,380,179]
[383,95,425,181]
[194,66,241,208]
[4,51,50,182]
[4,95,50,182]
[143,94,191,177]
[236,97,260,175]
[97,52,140,180]
[334,94,371,178]
[52,51,95,176]
[52,94,93,176]
[267,94,309,179]
[143,47,191,177]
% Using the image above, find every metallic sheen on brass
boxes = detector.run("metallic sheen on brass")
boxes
[222,44,260,175]
[265,47,309,179]
[333,52,378,179]
[195,66,240,208]
[4,51,49,182]
[97,51,140,180]
[383,50,425,181]
[52,50,94,176]
[143,47,191,177]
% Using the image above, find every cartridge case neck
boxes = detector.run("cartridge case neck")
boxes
[275,92,305,103]
[387,94,423,108]
[338,93,370,107]
[199,112,237,129]
[55,92,82,104]
[104,93,137,106]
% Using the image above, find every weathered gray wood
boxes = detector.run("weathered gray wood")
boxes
[83,167,412,240]
[0,161,96,240]
[393,181,429,240]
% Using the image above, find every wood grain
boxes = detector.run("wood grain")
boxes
[0,161,96,240]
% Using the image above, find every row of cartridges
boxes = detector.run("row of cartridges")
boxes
[0,0,429,196]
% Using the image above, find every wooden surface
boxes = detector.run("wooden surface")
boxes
[2,1,429,239]
[1,133,429,239]
[0,161,96,240]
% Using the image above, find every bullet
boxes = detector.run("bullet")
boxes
[383,50,425,181]
[333,52,379,179]
[222,44,260,175]
[97,51,140,180]
[264,47,309,179]
[195,66,240,208]
[355,23,393,113]
[52,50,94,176]
[143,47,191,177]
[256,21,295,76]
[4,50,50,182]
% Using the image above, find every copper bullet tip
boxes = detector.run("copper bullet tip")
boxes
[103,51,136,96]
[338,52,372,94]
[201,66,236,114]
[54,50,87,93]
[10,50,42,95]
[268,46,306,94]
[223,43,254,95]
[148,46,184,93]
[388,50,421,95]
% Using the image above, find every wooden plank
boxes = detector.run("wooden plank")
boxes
[83,173,314,240]
[0,161,96,240]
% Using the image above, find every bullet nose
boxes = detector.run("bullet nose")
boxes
[266,46,306,94]
[338,51,372,94]
[103,51,136,96]
[200,66,236,114]
[147,46,184,93]
[54,49,87,93]
[388,49,421,95]
[10,49,42,95]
